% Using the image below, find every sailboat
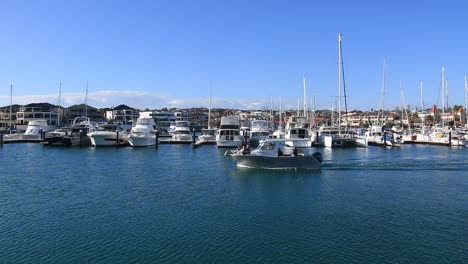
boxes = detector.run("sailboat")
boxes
[319,33,367,148]
[195,84,217,145]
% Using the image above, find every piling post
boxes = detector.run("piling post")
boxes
[155,130,159,148]
[383,130,387,146]
[79,130,83,147]
[192,129,196,143]
[448,131,452,147]
[116,130,119,145]
[1,134,3,147]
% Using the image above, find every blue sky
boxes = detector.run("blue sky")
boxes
[0,0,467,111]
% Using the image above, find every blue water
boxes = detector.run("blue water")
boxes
[0,144,466,263]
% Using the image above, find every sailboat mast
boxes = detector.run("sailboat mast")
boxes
[465,75,467,126]
[85,80,89,117]
[303,76,307,117]
[279,97,282,129]
[208,82,212,129]
[441,67,445,114]
[297,98,300,116]
[57,82,62,127]
[9,84,12,130]
[338,33,342,132]
[400,81,411,134]
[379,58,386,125]
[420,81,424,111]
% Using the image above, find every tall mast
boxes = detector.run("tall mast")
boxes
[400,81,411,134]
[338,33,342,132]
[85,80,89,117]
[445,79,449,111]
[279,97,282,129]
[420,81,424,112]
[297,98,300,116]
[208,82,212,129]
[378,58,387,125]
[303,76,307,117]
[57,82,62,126]
[441,67,445,114]
[465,75,467,126]
[9,84,12,130]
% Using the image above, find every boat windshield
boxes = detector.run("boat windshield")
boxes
[260,142,277,150]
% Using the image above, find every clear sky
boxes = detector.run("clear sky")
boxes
[0,0,467,111]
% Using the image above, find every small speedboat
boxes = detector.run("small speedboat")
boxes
[226,138,323,169]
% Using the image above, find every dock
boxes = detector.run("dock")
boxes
[192,140,216,147]
[159,138,194,144]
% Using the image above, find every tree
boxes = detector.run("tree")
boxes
[425,115,434,126]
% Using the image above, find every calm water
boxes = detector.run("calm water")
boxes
[0,143,466,263]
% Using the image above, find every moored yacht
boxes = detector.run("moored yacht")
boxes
[43,117,97,146]
[87,123,128,147]
[216,116,243,148]
[171,120,192,142]
[22,119,55,140]
[197,128,217,143]
[249,119,270,147]
[128,118,157,147]
[284,116,311,148]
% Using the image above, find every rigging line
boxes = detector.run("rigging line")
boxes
[340,41,349,123]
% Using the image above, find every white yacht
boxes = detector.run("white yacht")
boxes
[128,118,157,147]
[216,116,243,148]
[197,128,217,143]
[87,123,128,147]
[22,119,55,139]
[318,126,367,148]
[360,125,397,147]
[171,120,192,142]
[249,120,270,147]
[284,116,311,148]
[43,116,98,146]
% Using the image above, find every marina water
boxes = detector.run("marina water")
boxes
[0,144,466,263]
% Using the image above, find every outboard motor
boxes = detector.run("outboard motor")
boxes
[312,152,323,164]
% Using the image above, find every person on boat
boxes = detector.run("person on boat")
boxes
[278,147,283,156]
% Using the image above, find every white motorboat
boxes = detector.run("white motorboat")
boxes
[87,123,128,147]
[216,116,243,148]
[171,121,192,142]
[284,116,311,148]
[227,138,323,169]
[197,128,217,143]
[359,125,399,147]
[249,120,271,147]
[43,117,98,146]
[128,118,157,147]
[22,119,55,140]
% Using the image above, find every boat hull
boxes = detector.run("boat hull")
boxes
[88,133,128,147]
[128,135,156,147]
[231,155,321,169]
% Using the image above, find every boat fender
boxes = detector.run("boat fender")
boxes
[312,152,323,164]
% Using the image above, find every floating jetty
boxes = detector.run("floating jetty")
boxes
[2,138,44,144]
[159,138,194,144]
[192,140,216,147]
